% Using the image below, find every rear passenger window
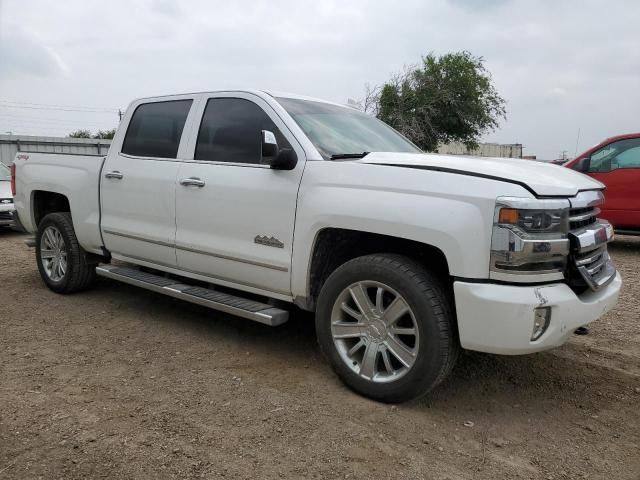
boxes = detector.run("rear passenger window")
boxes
[122,100,192,159]
[195,98,290,164]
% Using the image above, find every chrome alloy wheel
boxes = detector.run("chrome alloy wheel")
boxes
[330,281,419,383]
[40,225,68,282]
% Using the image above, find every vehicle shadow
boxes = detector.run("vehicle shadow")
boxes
[0,228,26,238]
[91,277,627,413]
[609,234,640,252]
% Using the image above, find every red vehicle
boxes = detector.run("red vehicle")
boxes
[566,133,640,235]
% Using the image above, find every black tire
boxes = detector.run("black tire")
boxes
[316,254,459,403]
[35,212,97,294]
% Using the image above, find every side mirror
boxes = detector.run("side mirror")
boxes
[270,148,298,170]
[261,130,279,158]
[573,156,589,172]
[261,130,298,170]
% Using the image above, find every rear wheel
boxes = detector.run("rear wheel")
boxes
[36,212,97,293]
[316,254,459,403]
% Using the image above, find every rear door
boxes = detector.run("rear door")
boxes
[174,93,305,296]
[100,98,194,267]
[586,137,640,229]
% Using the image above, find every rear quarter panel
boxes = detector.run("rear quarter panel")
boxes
[14,153,105,254]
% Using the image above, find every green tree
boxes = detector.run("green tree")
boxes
[373,51,506,152]
[92,129,116,140]
[68,129,92,138]
[67,129,116,139]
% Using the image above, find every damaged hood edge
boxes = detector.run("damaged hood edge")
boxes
[357,152,604,197]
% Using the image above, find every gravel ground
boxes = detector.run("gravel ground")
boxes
[1,230,639,479]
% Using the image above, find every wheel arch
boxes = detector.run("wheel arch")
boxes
[32,190,71,226]
[298,228,451,312]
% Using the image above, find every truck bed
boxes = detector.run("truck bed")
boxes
[13,152,106,255]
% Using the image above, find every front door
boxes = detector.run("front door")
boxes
[586,137,640,229]
[175,95,304,296]
[101,99,193,267]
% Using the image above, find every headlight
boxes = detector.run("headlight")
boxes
[490,197,570,282]
[498,207,566,234]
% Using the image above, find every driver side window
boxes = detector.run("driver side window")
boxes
[588,138,640,173]
[588,145,616,173]
[194,98,290,164]
[615,146,640,169]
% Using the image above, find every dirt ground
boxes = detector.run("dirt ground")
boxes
[1,230,638,480]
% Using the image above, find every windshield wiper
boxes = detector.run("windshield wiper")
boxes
[329,152,370,160]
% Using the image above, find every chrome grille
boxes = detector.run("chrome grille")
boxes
[567,191,616,291]
[575,246,608,277]
[573,245,616,291]
[569,206,599,230]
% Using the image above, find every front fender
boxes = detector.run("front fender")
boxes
[291,161,533,298]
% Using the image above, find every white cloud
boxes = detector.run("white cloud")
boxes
[0,24,68,77]
[0,0,638,157]
[151,0,184,17]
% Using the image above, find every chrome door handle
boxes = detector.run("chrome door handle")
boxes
[180,177,205,187]
[105,170,123,180]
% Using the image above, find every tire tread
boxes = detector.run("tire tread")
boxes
[316,253,460,402]
[36,212,96,294]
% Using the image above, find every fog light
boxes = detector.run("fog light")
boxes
[531,307,551,341]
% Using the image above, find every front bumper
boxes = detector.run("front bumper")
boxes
[453,273,622,355]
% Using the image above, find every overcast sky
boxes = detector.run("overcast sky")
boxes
[1,0,638,159]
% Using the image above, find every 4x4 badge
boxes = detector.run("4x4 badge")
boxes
[254,235,284,248]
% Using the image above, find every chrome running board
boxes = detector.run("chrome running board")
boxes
[96,265,288,326]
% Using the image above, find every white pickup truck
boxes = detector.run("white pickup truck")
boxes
[12,90,621,402]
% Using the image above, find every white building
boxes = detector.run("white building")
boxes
[437,142,523,158]
[0,135,111,166]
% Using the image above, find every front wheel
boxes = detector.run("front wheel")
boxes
[316,254,459,403]
[36,212,97,294]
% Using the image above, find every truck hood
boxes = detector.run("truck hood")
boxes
[357,152,604,197]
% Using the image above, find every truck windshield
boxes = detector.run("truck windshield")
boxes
[276,97,421,160]
[0,163,10,181]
